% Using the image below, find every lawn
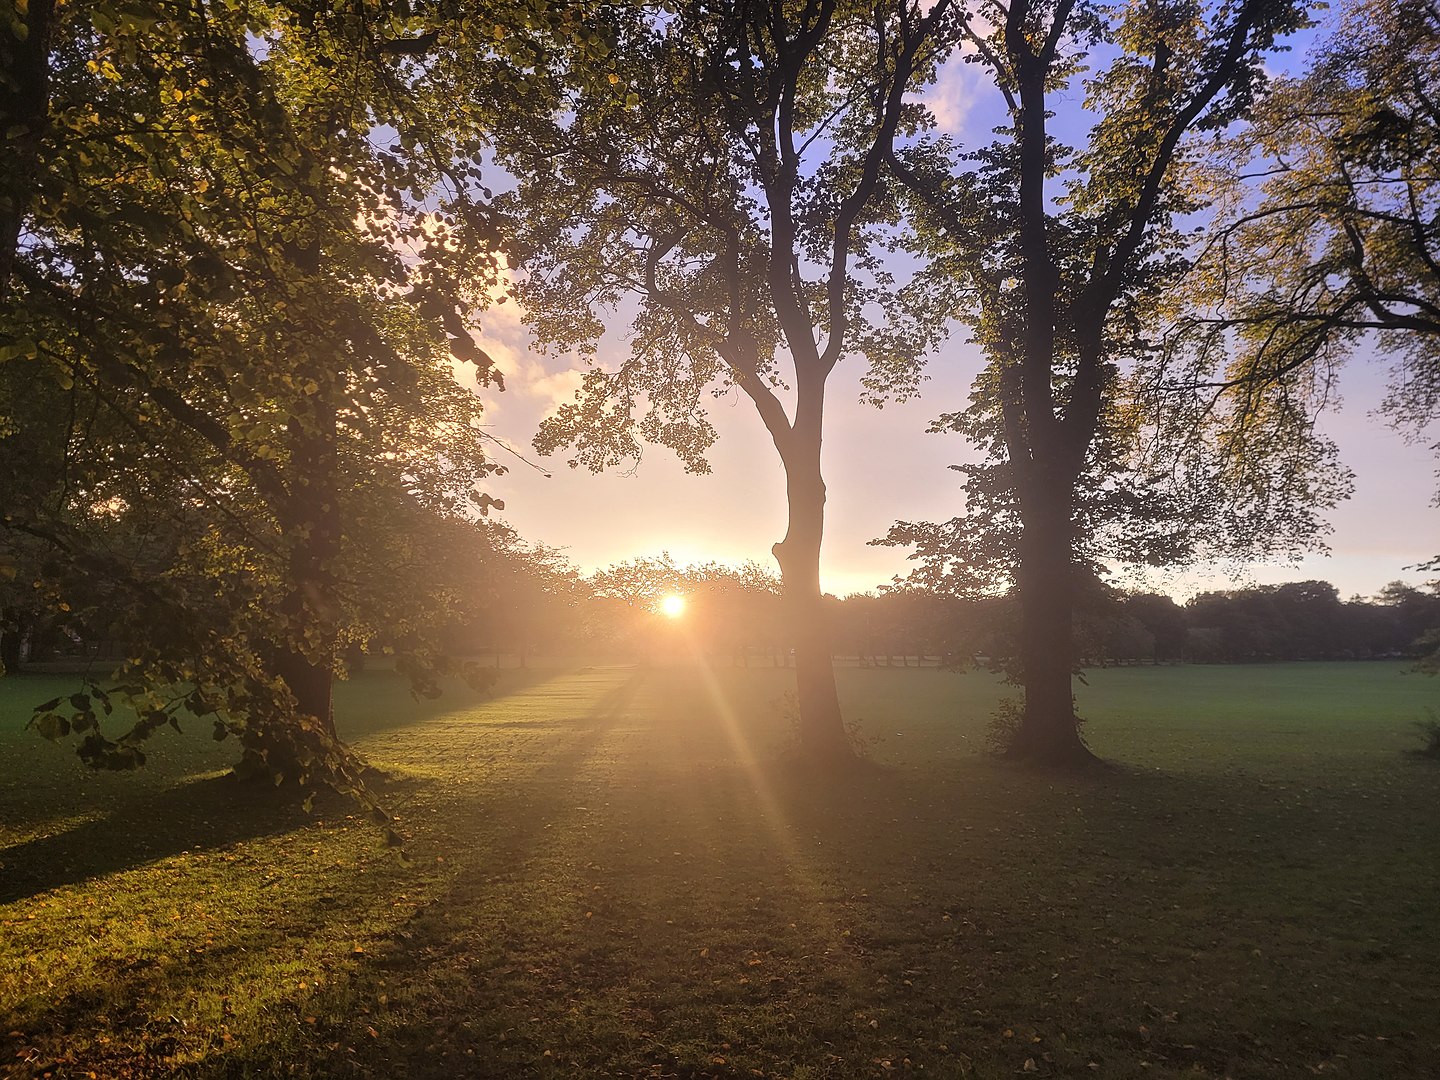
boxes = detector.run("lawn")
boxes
[2,661,1438,1078]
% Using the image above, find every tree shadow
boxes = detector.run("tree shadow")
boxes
[333,664,610,741]
[23,669,1438,1080]
[5,670,653,1078]
[0,774,311,903]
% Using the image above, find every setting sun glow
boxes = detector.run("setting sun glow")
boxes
[659,594,686,619]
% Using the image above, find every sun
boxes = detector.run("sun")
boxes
[659,593,687,618]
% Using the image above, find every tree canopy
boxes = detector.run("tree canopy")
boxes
[499,0,959,761]
[877,0,1321,763]
[0,0,555,807]
[1157,0,1439,566]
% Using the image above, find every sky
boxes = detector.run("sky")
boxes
[463,13,1439,602]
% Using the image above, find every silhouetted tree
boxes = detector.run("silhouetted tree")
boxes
[885,0,1314,762]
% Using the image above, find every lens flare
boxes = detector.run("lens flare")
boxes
[660,593,686,618]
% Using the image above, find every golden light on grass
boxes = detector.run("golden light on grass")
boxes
[659,593,686,618]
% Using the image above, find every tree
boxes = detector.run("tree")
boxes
[501,0,957,761]
[0,0,55,294]
[455,524,585,667]
[883,0,1314,764]
[0,0,544,801]
[1175,0,1440,437]
[1123,592,1189,663]
[658,560,784,666]
[1154,0,1440,608]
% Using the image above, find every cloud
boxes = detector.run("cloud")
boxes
[528,367,585,407]
[922,54,984,136]
[448,270,587,412]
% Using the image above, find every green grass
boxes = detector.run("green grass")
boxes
[2,661,1438,1078]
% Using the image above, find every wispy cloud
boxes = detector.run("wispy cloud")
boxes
[452,270,585,412]
[922,53,984,136]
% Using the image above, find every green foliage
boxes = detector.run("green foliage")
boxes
[1157,0,1439,533]
[504,0,959,472]
[0,0,591,810]
[985,694,1025,754]
[884,0,1329,600]
[1411,708,1440,759]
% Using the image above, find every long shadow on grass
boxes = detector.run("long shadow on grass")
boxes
[0,775,309,903]
[133,719,1440,1078]
[334,666,575,742]
[193,671,650,1079]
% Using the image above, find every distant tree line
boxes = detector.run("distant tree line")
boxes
[1157,582,1440,665]
[836,580,1440,669]
[9,515,1436,678]
[430,554,1440,671]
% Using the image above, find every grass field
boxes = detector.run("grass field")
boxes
[2,660,1438,1079]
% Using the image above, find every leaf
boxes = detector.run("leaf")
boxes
[33,713,70,741]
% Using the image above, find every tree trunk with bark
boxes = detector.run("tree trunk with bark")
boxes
[271,395,341,749]
[0,0,54,299]
[770,407,850,764]
[0,610,27,673]
[1007,472,1095,765]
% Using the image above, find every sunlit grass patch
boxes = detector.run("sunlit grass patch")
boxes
[1,661,1438,1077]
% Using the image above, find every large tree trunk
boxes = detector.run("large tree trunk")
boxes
[273,644,336,740]
[771,427,850,764]
[0,610,27,673]
[272,396,341,746]
[1008,473,1096,766]
[0,0,54,299]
